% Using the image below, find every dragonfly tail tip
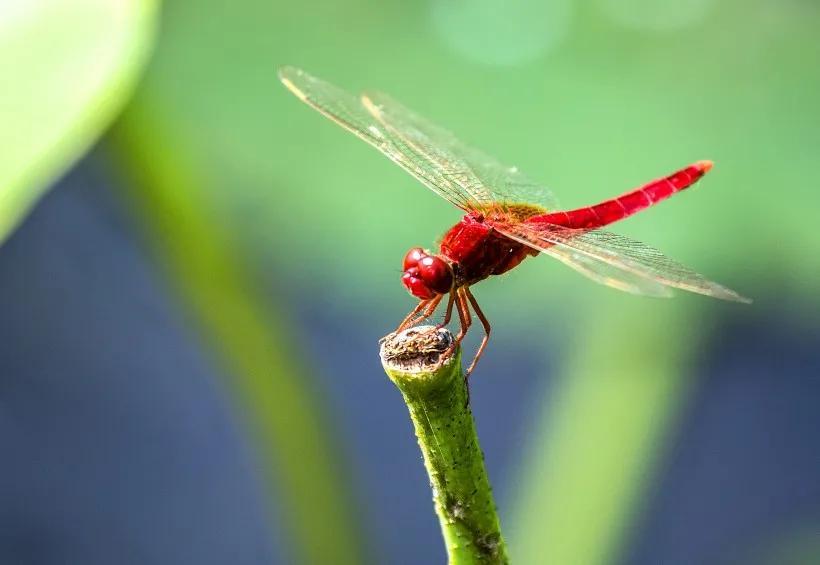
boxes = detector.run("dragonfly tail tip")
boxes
[696,160,714,174]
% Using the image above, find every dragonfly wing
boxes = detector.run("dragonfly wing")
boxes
[360,92,493,209]
[545,245,674,297]
[363,90,561,211]
[500,222,751,302]
[279,67,479,211]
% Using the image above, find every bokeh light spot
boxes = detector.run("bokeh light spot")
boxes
[430,0,572,66]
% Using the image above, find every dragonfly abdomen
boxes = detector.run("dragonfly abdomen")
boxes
[528,161,713,230]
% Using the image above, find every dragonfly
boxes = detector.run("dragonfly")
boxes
[279,66,750,378]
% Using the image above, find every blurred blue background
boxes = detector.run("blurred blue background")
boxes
[1,0,819,563]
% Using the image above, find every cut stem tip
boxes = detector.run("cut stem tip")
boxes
[380,326,455,374]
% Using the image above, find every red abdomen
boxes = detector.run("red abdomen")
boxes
[528,160,712,230]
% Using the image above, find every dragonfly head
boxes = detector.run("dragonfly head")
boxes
[401,247,453,300]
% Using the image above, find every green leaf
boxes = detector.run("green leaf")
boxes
[107,103,369,565]
[0,0,157,244]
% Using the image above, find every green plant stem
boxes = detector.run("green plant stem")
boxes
[380,327,508,565]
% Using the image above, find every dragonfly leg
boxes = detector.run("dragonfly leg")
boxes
[436,290,457,330]
[454,288,472,344]
[463,287,491,378]
[454,288,475,406]
[395,294,444,334]
[395,299,430,334]
[437,290,463,366]
[417,294,444,326]
[444,288,472,358]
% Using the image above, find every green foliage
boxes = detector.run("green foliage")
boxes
[510,299,698,564]
[0,0,157,244]
[33,0,811,562]
[108,104,368,565]
[3,0,815,561]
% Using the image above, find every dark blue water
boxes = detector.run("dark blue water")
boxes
[0,159,280,564]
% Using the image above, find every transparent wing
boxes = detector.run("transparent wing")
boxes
[279,66,481,211]
[545,245,674,297]
[501,222,751,302]
[359,93,493,209]
[361,90,561,211]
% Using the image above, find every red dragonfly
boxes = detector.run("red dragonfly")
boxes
[279,67,749,376]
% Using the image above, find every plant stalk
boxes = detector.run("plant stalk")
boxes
[106,104,367,565]
[380,327,509,565]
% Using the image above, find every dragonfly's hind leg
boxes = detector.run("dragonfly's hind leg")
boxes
[454,287,476,405]
[463,287,491,378]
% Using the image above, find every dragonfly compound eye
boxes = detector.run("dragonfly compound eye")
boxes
[418,256,453,294]
[402,268,438,300]
[403,247,427,271]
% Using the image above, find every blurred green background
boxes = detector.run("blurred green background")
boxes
[2,0,819,564]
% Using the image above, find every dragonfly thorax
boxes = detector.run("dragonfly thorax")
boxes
[401,247,454,300]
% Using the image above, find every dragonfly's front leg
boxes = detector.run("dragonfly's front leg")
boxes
[394,294,444,334]
[394,299,429,334]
